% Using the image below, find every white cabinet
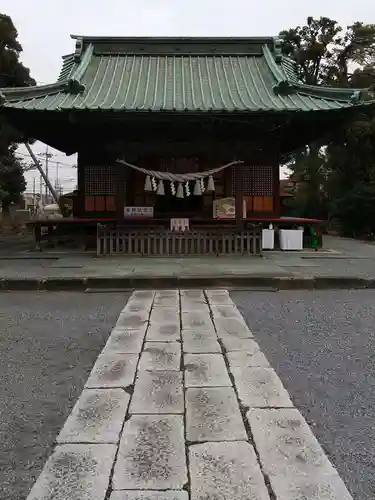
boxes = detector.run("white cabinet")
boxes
[279,229,303,250]
[261,229,275,250]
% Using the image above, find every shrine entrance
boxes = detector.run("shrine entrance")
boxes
[154,182,204,217]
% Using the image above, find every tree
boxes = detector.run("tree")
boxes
[286,145,329,219]
[0,13,35,213]
[279,17,375,236]
[279,17,375,87]
[279,16,342,85]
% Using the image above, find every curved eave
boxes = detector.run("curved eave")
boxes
[0,43,94,106]
[262,45,366,105]
[1,105,357,115]
[1,82,67,102]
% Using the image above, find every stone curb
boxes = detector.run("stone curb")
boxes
[1,275,375,291]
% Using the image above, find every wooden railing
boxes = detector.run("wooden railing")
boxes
[97,225,262,256]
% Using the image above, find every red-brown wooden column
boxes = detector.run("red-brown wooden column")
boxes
[75,151,85,217]
[235,164,244,230]
[272,164,280,217]
[116,162,126,220]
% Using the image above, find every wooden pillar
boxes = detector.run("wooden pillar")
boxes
[272,164,280,217]
[235,164,244,231]
[116,162,125,220]
[75,152,85,217]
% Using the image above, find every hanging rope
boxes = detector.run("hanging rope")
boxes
[116,159,243,182]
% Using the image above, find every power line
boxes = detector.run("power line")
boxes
[16,151,76,168]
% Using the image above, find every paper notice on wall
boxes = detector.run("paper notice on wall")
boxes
[170,218,190,232]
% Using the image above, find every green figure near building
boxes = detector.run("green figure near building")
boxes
[310,226,319,250]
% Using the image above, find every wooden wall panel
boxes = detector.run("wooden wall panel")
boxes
[230,165,277,214]
[81,164,119,214]
[84,195,116,213]
[263,196,274,212]
[244,195,274,214]
[106,196,116,212]
[253,196,264,212]
[84,196,95,212]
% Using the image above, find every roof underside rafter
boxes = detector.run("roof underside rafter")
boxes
[0,35,373,114]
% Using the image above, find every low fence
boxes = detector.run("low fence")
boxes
[97,225,262,256]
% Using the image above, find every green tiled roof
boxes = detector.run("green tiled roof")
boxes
[0,36,371,113]
[57,54,77,82]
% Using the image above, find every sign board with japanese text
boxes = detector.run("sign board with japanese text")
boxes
[124,206,154,217]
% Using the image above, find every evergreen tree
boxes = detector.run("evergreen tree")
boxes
[0,13,35,213]
[279,17,375,236]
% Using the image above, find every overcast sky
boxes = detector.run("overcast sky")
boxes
[2,0,375,192]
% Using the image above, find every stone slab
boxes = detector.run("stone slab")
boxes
[102,328,146,354]
[180,289,206,299]
[153,291,179,308]
[221,336,259,352]
[214,317,252,339]
[130,371,184,414]
[184,354,231,387]
[132,290,155,301]
[182,329,221,353]
[186,387,247,442]
[248,408,353,499]
[146,322,181,342]
[210,304,244,320]
[139,342,181,371]
[113,415,187,490]
[155,289,179,298]
[180,298,210,312]
[149,307,180,323]
[180,290,208,311]
[205,289,233,305]
[85,352,138,388]
[232,367,293,408]
[116,311,149,330]
[122,299,153,314]
[131,290,155,298]
[26,443,117,500]
[57,389,129,444]
[189,441,270,500]
[227,342,270,368]
[152,298,180,308]
[110,493,188,500]
[181,312,214,331]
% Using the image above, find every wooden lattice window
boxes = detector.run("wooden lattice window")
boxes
[84,165,117,195]
[231,166,273,196]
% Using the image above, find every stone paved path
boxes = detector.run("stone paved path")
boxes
[25,290,353,500]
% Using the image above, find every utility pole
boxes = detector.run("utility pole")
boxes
[56,161,60,187]
[25,143,63,213]
[33,178,36,212]
[38,146,54,203]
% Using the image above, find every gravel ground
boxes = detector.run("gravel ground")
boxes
[232,289,375,500]
[0,292,130,500]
